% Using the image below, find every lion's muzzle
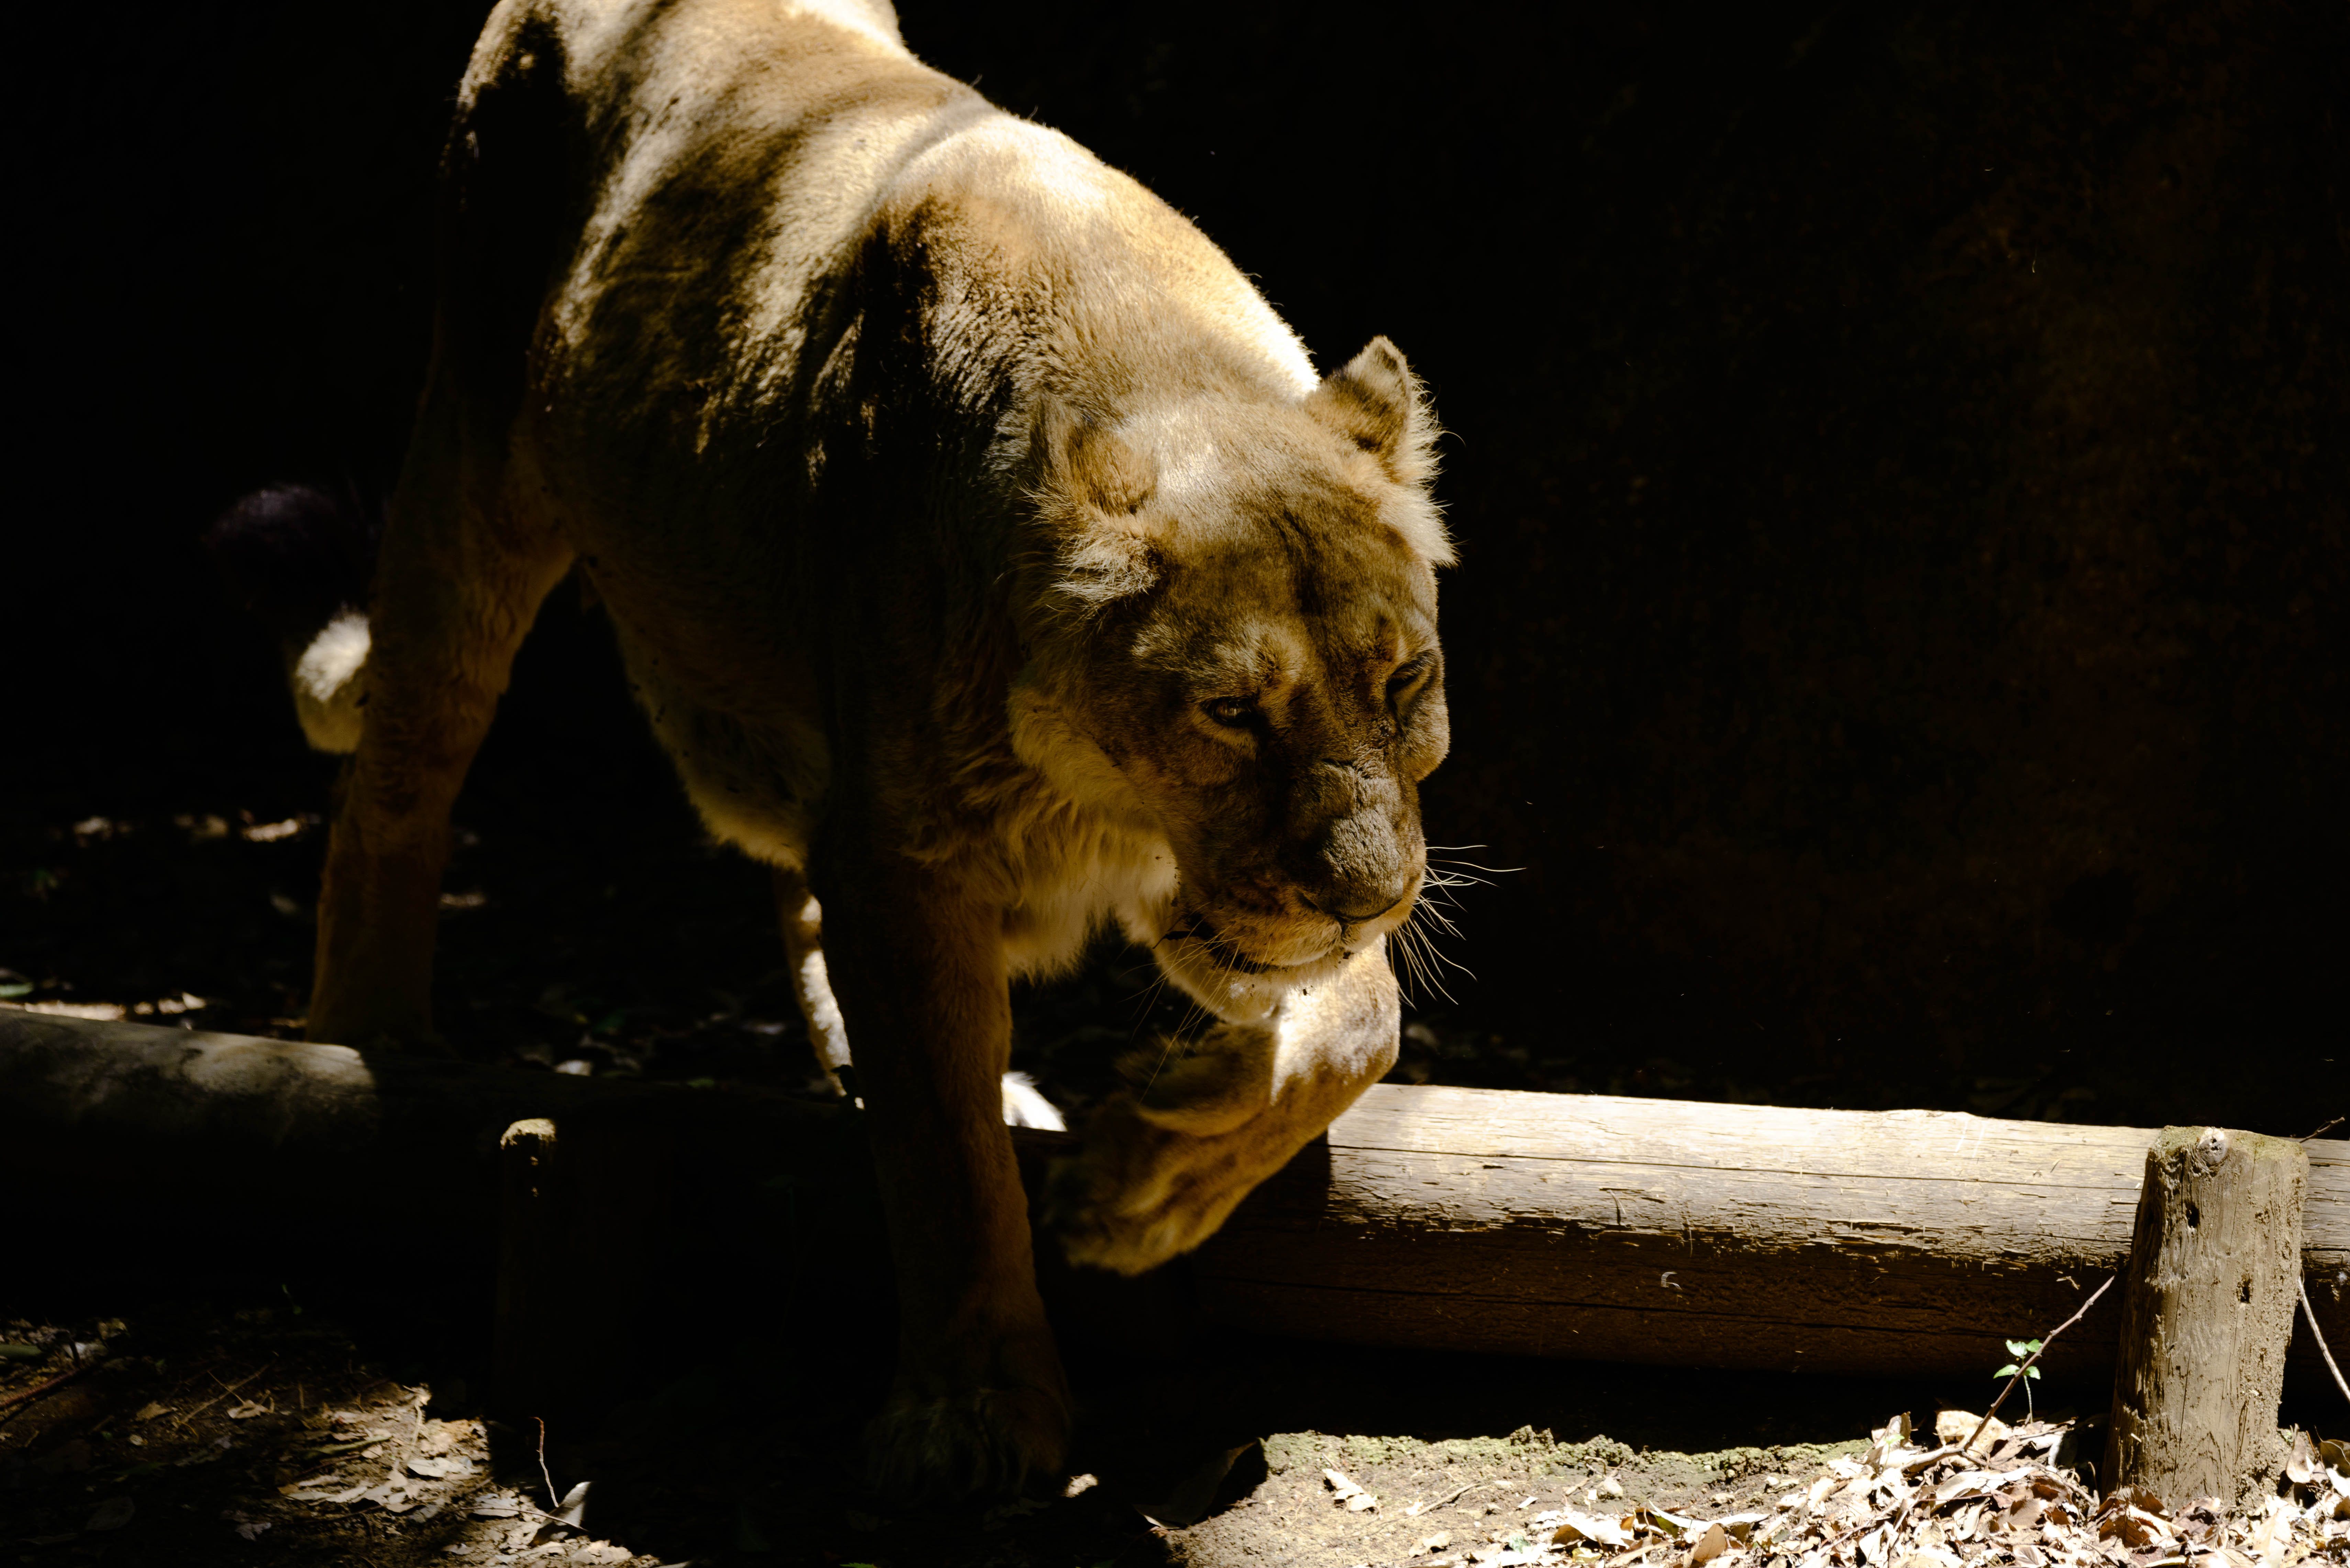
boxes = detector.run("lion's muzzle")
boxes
[1277,758,1423,936]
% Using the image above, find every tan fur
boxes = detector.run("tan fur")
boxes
[305,0,1447,1500]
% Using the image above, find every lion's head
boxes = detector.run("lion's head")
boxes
[1013,338,1450,1017]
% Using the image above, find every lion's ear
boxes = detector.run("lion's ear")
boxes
[1305,336,1439,489]
[1036,397,1156,519]
[1032,399,1163,613]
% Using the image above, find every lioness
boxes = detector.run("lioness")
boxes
[249,0,1449,1499]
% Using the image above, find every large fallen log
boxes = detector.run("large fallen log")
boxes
[1188,1085,2349,1384]
[4,1011,2343,1388]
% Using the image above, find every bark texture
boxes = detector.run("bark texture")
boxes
[2105,1126,2308,1506]
[1188,1086,2350,1384]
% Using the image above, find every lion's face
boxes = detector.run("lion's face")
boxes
[1016,339,1451,1014]
[1111,510,1446,1001]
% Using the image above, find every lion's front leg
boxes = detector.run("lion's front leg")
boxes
[811,841,1070,1500]
[1048,941,1399,1275]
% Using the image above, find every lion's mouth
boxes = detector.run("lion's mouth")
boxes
[1162,914,1333,976]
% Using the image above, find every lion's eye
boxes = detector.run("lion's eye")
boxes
[1387,653,1433,702]
[1201,696,1259,728]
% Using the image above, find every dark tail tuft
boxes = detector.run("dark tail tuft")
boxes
[203,483,379,648]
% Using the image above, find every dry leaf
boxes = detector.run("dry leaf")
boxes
[2283,1433,2319,1488]
[1553,1510,1636,1548]
[1934,1410,2010,1456]
[1691,1522,1731,1564]
[2097,1510,2168,1549]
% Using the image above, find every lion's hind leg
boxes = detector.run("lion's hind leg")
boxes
[307,394,573,1050]
[773,865,854,1092]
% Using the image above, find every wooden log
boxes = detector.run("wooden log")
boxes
[2105,1127,2308,1505]
[1188,1084,2350,1386]
[0,1009,836,1214]
[5,1011,2346,1389]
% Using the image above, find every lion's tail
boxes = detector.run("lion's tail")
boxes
[203,483,377,754]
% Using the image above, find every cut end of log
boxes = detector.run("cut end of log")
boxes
[500,1117,557,1150]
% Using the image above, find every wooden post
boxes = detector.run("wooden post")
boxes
[490,1107,675,1435]
[2105,1125,2308,1506]
[494,1118,565,1431]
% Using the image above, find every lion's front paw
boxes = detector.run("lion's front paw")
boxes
[863,1382,1069,1502]
[1045,1108,1236,1276]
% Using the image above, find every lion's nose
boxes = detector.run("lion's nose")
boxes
[1287,764,1416,924]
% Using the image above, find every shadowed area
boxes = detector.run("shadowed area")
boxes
[2,0,2343,1561]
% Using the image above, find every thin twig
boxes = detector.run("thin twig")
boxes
[489,1494,586,1534]
[2300,1275,2350,1407]
[535,1415,559,1512]
[1968,1274,2115,1455]
[2299,1117,2342,1142]
[172,1361,274,1429]
[1418,1480,1497,1513]
[0,1364,89,1412]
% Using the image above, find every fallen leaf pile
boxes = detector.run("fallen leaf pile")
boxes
[1380,1415,2349,1568]
[264,1391,654,1563]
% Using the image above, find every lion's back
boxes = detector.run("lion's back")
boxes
[450,0,988,517]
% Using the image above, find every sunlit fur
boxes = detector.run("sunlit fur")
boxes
[299,0,1448,1500]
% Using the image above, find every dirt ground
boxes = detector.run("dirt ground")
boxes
[4,1295,1983,1567]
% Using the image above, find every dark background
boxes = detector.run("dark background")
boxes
[8,0,2345,1133]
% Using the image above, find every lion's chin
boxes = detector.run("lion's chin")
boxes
[1151,911,1350,1023]
[1184,913,1339,974]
